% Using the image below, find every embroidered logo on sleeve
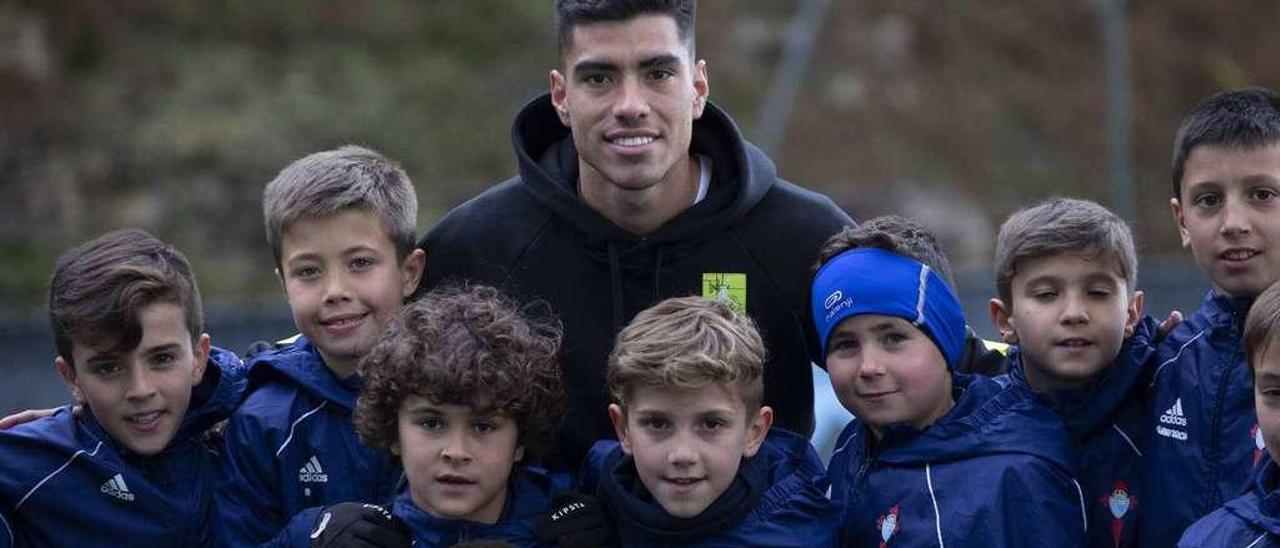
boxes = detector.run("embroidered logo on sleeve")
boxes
[100,473,135,502]
[701,273,746,313]
[1156,398,1188,441]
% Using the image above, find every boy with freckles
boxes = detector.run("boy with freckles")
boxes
[563,296,839,547]
[218,145,427,545]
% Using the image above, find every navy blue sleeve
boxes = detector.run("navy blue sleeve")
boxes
[0,509,13,548]
[218,407,287,546]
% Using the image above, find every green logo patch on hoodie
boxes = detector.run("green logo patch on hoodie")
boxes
[702,273,746,313]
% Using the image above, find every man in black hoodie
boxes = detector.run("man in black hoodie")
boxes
[415,0,853,471]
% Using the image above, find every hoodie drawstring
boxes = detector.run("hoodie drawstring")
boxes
[653,246,664,299]
[608,242,624,329]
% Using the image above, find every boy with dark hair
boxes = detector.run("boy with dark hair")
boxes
[218,145,427,544]
[417,0,853,472]
[0,229,244,547]
[269,285,570,547]
[1179,279,1280,546]
[1143,86,1280,545]
[547,296,839,546]
[814,234,1085,545]
[988,197,1154,548]
[815,215,1009,376]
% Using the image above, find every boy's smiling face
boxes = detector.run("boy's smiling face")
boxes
[824,314,953,439]
[608,383,771,518]
[394,395,523,524]
[1172,143,1280,299]
[56,302,210,455]
[991,251,1142,390]
[278,208,424,377]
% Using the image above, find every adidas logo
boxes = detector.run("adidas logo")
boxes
[100,473,135,502]
[1156,398,1189,441]
[298,455,329,484]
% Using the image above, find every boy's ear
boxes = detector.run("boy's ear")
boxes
[1171,197,1192,249]
[55,356,84,404]
[514,444,525,464]
[1125,291,1145,338]
[550,70,571,126]
[400,248,426,298]
[742,405,773,458]
[607,404,632,454]
[989,298,1018,344]
[191,334,212,382]
[390,440,401,457]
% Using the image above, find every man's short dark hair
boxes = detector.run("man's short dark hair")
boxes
[814,216,955,288]
[49,229,204,368]
[555,0,696,57]
[1171,86,1280,198]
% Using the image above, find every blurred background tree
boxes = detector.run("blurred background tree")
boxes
[2,0,1277,409]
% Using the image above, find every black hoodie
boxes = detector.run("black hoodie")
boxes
[415,94,853,470]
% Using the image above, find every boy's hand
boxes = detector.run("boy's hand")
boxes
[1156,310,1183,340]
[0,406,70,430]
[535,493,616,548]
[309,503,410,548]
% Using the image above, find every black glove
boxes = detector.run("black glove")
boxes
[243,339,277,358]
[534,493,616,548]
[309,502,411,548]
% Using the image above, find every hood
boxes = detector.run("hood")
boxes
[510,93,776,255]
[392,465,561,544]
[1201,289,1254,339]
[175,346,247,440]
[1006,315,1157,442]
[245,336,359,411]
[875,373,1075,472]
[1225,455,1280,534]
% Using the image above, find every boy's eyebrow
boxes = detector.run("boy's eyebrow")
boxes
[404,403,442,415]
[1257,371,1280,384]
[141,342,182,355]
[867,321,901,333]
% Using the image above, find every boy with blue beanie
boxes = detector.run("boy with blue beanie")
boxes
[0,229,245,547]
[814,241,1085,546]
[1179,280,1280,546]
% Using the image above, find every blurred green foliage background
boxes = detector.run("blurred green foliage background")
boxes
[2,0,1279,318]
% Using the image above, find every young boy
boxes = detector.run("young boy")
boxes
[563,296,839,546]
[814,241,1085,546]
[218,145,427,544]
[268,285,570,547]
[1178,280,1280,546]
[988,197,1154,548]
[0,229,245,547]
[814,216,1010,376]
[1143,86,1280,546]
